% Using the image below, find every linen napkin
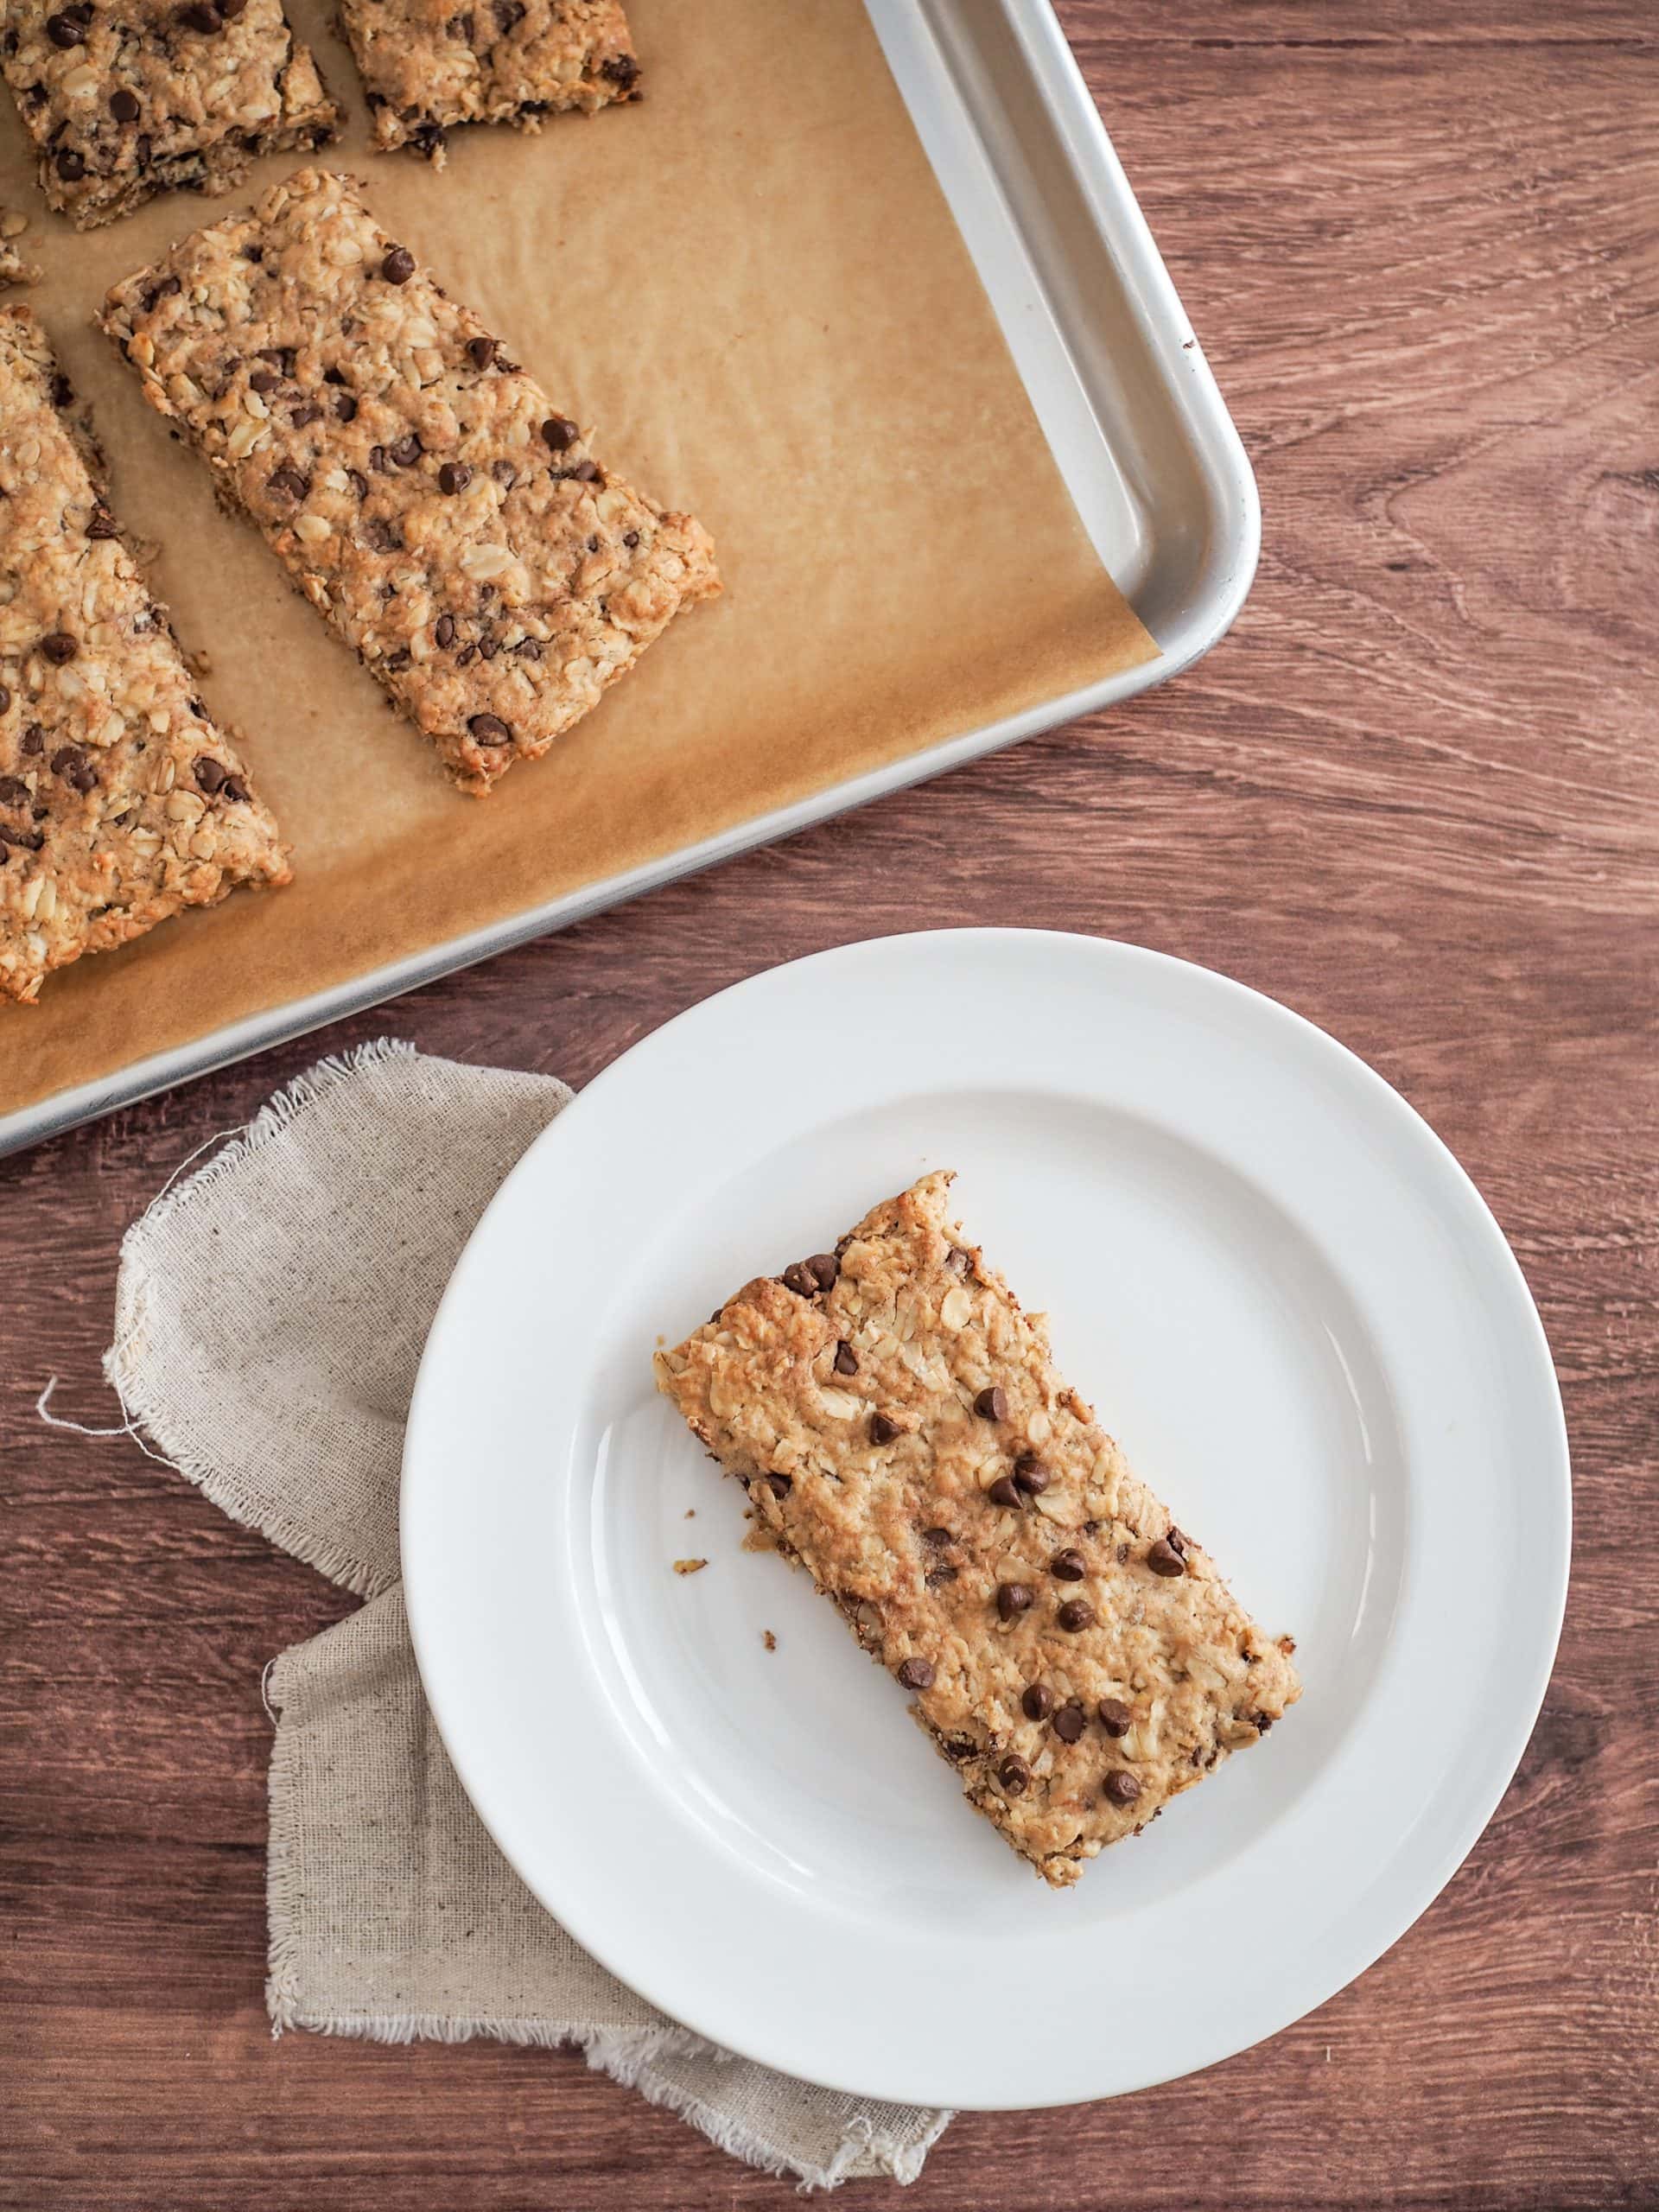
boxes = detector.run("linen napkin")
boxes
[91,1039,950,2188]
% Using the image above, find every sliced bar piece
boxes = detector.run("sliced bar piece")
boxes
[655,1173,1301,1889]
[0,0,340,232]
[101,168,720,795]
[0,305,289,1005]
[340,0,639,163]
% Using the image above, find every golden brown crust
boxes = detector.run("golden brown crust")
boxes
[0,0,340,231]
[656,1173,1301,1887]
[100,169,720,795]
[338,0,639,162]
[0,306,289,1005]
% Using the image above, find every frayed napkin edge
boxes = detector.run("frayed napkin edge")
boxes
[95,1038,421,1599]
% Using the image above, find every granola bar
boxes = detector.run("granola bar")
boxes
[655,1174,1301,1889]
[101,168,720,795]
[0,306,289,1004]
[0,0,340,231]
[340,0,639,163]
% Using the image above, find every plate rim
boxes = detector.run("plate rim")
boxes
[403,927,1572,2109]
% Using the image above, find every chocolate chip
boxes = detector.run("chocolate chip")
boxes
[600,52,639,89]
[806,1252,838,1292]
[1020,1682,1053,1721]
[1116,1541,1131,1565]
[1166,1527,1188,1557]
[438,461,471,494]
[622,529,639,548]
[380,245,416,284]
[222,776,249,803]
[541,414,578,450]
[0,775,27,805]
[1052,1701,1087,1744]
[435,613,455,648]
[833,1340,858,1376]
[1057,1599,1095,1632]
[1250,1709,1274,1733]
[248,368,278,394]
[925,1565,957,1589]
[0,685,9,715]
[334,391,357,423]
[46,12,85,45]
[467,713,511,744]
[1147,1539,1185,1579]
[467,334,497,371]
[219,0,247,16]
[1013,1453,1048,1495]
[1097,1698,1134,1737]
[1103,1770,1141,1807]
[1050,1548,1087,1581]
[869,1413,899,1446]
[562,459,601,483]
[177,3,222,29]
[193,755,227,793]
[258,345,296,375]
[896,1658,934,1692]
[289,403,321,428]
[51,745,92,790]
[781,1262,816,1296]
[266,466,307,499]
[987,1475,1022,1510]
[764,1473,791,1499]
[388,432,423,467]
[973,1385,1007,1421]
[54,147,85,181]
[241,243,264,263]
[922,1527,951,1547]
[995,1581,1033,1621]
[110,86,140,122]
[454,644,477,668]
[80,504,117,543]
[998,1755,1031,1797]
[946,1245,972,1274]
[385,649,411,672]
[41,632,76,664]
[22,725,43,755]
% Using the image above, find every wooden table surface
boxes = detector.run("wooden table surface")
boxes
[5,3,1656,2206]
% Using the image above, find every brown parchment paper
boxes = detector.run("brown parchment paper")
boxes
[0,0,1156,1121]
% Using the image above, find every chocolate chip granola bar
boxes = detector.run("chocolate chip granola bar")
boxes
[655,1173,1301,1888]
[0,0,340,231]
[0,305,289,1004]
[339,0,639,163]
[101,168,720,795]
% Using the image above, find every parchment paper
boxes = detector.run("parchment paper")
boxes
[0,0,1156,1118]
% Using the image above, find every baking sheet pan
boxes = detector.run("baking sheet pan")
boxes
[0,0,1257,1154]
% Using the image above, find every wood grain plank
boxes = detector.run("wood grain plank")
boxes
[2,0,1656,2204]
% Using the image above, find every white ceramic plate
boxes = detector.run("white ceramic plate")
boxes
[402,930,1570,2111]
